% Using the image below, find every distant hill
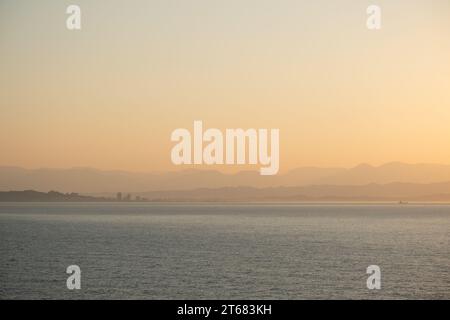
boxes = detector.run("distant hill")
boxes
[0,190,109,202]
[2,181,450,202]
[135,182,450,202]
[2,162,450,194]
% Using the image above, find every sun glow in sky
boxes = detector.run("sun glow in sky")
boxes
[1,0,450,173]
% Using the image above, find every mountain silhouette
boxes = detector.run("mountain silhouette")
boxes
[2,162,450,194]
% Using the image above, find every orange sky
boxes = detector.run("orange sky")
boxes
[1,0,450,173]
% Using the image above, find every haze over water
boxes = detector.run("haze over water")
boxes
[1,203,448,299]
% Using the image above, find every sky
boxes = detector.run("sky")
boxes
[1,0,449,173]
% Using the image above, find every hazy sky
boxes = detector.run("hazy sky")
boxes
[1,0,449,173]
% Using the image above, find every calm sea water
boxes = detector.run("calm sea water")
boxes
[0,203,448,299]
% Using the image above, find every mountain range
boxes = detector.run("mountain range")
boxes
[135,182,450,202]
[1,163,450,200]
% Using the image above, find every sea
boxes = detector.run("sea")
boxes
[0,203,448,299]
